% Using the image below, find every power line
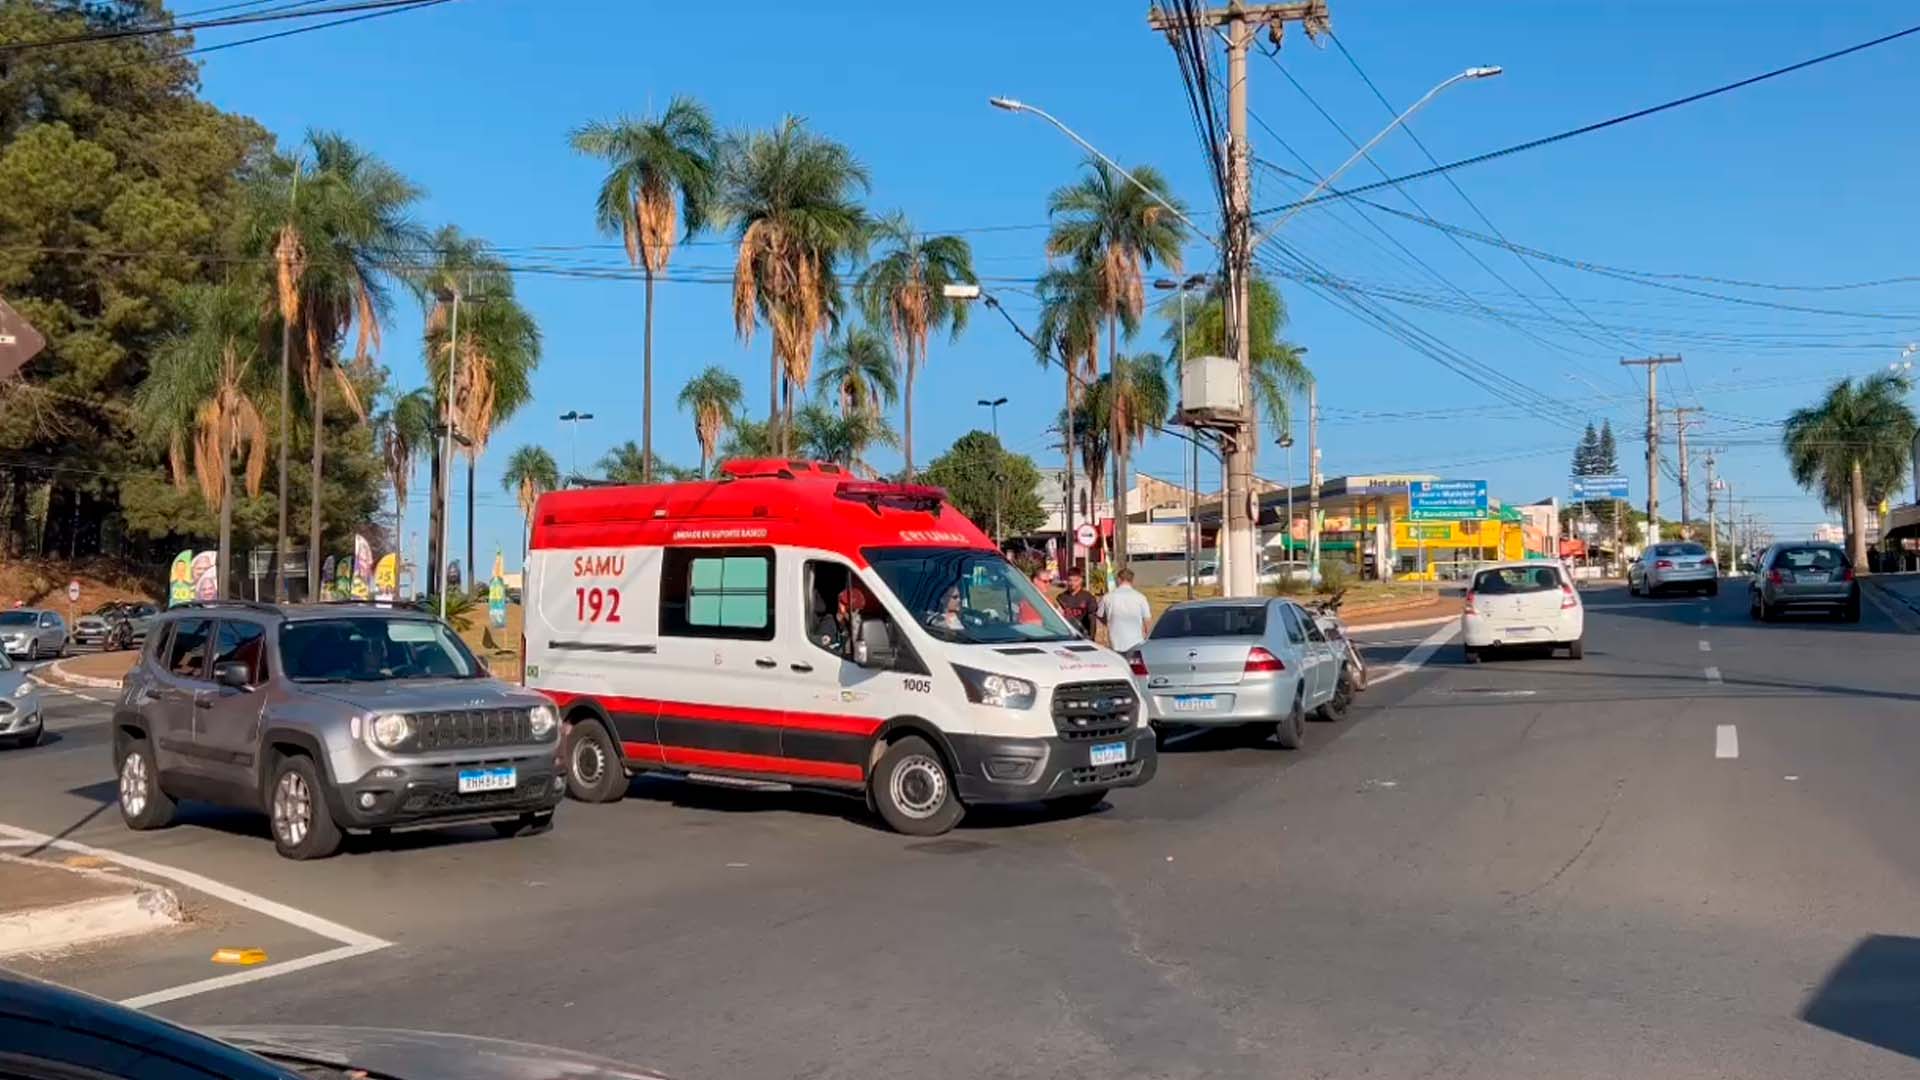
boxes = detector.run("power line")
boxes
[0,0,450,55]
[1252,20,1920,217]
[174,0,452,60]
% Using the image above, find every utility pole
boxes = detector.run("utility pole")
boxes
[1671,406,1700,538]
[1308,381,1321,576]
[1620,356,1681,545]
[1149,1,1330,596]
[1704,450,1718,570]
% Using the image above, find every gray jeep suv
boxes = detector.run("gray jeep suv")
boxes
[113,601,564,859]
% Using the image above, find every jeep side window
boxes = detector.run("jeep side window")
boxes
[165,619,212,680]
[659,546,775,641]
[213,621,269,686]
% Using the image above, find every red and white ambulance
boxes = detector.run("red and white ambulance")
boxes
[523,459,1156,835]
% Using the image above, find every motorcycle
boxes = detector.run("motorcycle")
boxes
[1308,590,1368,697]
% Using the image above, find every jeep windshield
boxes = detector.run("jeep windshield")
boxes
[280,616,482,682]
[863,547,1080,645]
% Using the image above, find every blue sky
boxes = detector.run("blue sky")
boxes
[192,0,1920,571]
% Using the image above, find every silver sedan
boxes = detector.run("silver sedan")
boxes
[1129,597,1343,750]
[0,653,43,748]
[0,609,66,660]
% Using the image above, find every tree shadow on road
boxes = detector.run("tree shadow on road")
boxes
[1802,933,1920,1061]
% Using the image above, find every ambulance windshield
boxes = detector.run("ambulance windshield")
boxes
[863,547,1080,645]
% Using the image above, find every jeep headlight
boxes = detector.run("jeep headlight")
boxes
[369,713,412,750]
[528,704,557,739]
[11,683,32,699]
[953,665,1037,710]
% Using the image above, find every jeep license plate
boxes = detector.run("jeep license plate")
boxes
[1089,742,1128,767]
[457,766,516,794]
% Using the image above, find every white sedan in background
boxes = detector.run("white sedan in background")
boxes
[1462,560,1585,662]
[1170,560,1317,588]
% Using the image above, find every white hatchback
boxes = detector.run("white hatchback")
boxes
[1461,561,1585,662]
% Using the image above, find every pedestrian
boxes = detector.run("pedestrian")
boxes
[1098,567,1153,653]
[1056,569,1099,637]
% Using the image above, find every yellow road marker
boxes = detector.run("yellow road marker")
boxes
[210,947,268,966]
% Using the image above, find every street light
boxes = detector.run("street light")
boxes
[1276,432,1295,579]
[1156,274,1211,598]
[977,396,1009,544]
[1255,65,1502,245]
[559,410,595,484]
[988,97,1217,249]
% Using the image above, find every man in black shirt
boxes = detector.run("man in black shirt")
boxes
[1056,570,1098,637]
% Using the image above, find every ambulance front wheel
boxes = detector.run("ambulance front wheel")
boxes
[565,719,627,803]
[871,735,964,836]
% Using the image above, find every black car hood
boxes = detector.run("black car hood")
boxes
[210,1025,667,1080]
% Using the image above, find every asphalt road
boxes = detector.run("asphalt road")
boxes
[4,585,1920,1078]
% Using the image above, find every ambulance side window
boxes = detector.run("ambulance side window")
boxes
[659,546,775,641]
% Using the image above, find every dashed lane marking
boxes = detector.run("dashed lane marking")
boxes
[1716,725,1739,759]
[1699,640,1712,652]
[1704,666,1723,683]
[0,823,390,1009]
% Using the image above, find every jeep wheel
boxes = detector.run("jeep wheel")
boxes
[117,741,175,831]
[871,735,963,836]
[269,755,341,860]
[565,720,625,803]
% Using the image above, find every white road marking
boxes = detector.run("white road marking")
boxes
[1698,640,1711,652]
[1715,724,1739,759]
[0,823,390,1008]
[1371,620,1461,686]
[1704,666,1722,683]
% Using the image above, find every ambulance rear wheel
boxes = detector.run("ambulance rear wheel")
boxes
[871,735,963,836]
[565,720,625,803]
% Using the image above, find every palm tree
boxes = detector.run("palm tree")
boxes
[720,117,871,453]
[676,365,745,477]
[1107,353,1172,459]
[600,441,695,484]
[134,282,273,598]
[1035,262,1107,559]
[376,387,434,585]
[793,402,898,477]
[1060,397,1109,538]
[242,151,307,602]
[816,324,899,418]
[1782,372,1917,570]
[718,418,778,464]
[1046,158,1187,565]
[500,445,560,558]
[413,227,541,597]
[570,98,719,483]
[1161,274,1310,436]
[246,132,423,596]
[855,214,975,476]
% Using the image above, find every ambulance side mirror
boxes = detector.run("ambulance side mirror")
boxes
[854,618,896,669]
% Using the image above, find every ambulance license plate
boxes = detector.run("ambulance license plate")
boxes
[457,766,516,794]
[1089,742,1128,767]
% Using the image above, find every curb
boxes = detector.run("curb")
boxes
[1861,581,1920,633]
[29,657,124,691]
[0,870,181,958]
[1345,612,1460,634]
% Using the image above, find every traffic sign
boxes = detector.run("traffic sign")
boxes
[1408,480,1489,521]
[0,297,46,379]
[66,580,80,603]
[1569,475,1629,501]
[1074,522,1097,549]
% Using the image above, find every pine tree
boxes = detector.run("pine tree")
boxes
[1596,420,1619,477]
[1573,423,1599,477]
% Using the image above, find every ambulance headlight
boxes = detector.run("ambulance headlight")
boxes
[953,665,1036,710]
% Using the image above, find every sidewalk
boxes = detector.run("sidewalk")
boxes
[0,853,181,958]
[1861,574,1920,632]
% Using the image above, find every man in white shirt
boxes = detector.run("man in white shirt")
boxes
[1098,567,1153,653]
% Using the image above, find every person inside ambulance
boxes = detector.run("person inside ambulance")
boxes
[930,585,966,632]
[811,583,870,655]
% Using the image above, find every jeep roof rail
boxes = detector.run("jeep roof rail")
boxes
[174,600,283,613]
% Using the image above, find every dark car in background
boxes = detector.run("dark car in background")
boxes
[72,601,157,650]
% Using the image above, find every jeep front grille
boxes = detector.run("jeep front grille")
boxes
[1051,680,1138,741]
[409,708,533,751]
